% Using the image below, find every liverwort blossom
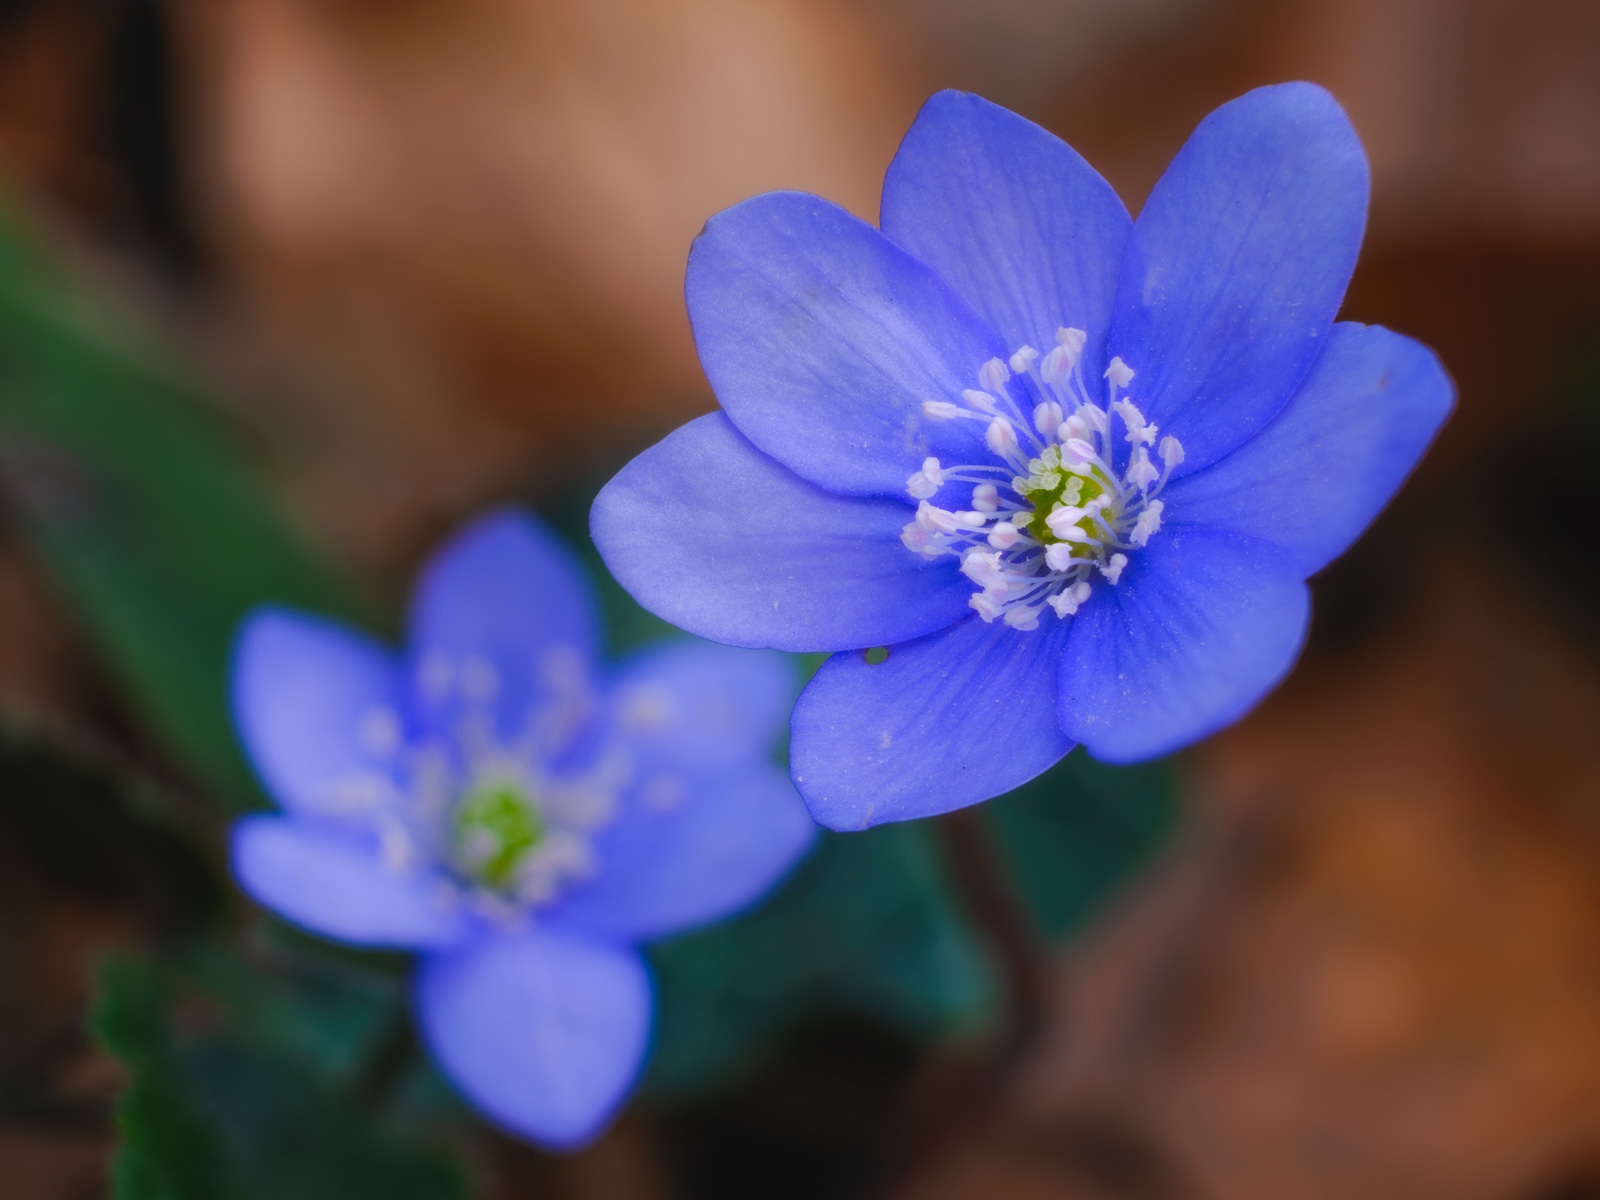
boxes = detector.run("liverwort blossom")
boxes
[591,84,1454,831]
[228,510,815,1147]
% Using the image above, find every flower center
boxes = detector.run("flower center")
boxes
[452,777,545,889]
[901,329,1184,631]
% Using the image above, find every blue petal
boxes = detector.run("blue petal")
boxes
[790,615,1076,830]
[1163,322,1453,576]
[548,762,816,941]
[606,639,795,771]
[880,89,1131,382]
[408,509,600,739]
[414,928,651,1149]
[686,190,1007,497]
[591,413,972,652]
[233,608,402,818]
[231,817,466,949]
[1108,82,1370,475]
[1058,530,1309,763]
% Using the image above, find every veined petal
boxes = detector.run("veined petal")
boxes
[1109,82,1370,475]
[231,817,466,949]
[591,413,971,652]
[607,640,795,771]
[1165,323,1454,575]
[790,614,1075,830]
[408,509,600,741]
[687,191,1006,497]
[232,608,403,818]
[414,929,651,1149]
[881,89,1131,382]
[1058,530,1309,762]
[549,762,816,942]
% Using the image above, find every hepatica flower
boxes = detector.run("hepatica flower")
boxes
[593,84,1453,829]
[228,511,815,1147]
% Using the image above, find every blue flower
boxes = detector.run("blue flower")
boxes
[592,84,1453,831]
[227,510,816,1147]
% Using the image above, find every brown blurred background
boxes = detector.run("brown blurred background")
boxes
[2,0,1600,1196]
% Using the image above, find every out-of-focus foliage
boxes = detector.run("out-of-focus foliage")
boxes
[95,948,467,1200]
[0,201,352,805]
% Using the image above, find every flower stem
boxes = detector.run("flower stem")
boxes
[934,808,1048,1068]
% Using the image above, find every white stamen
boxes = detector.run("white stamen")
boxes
[987,522,1022,549]
[1159,435,1185,467]
[1061,438,1099,468]
[1056,327,1087,354]
[1040,344,1072,385]
[971,483,999,512]
[962,389,999,413]
[906,456,944,499]
[1126,447,1160,490]
[1078,404,1109,435]
[1044,543,1079,571]
[916,501,961,533]
[1059,414,1090,442]
[1102,553,1128,584]
[970,592,1005,622]
[1033,400,1064,436]
[923,400,964,420]
[1129,499,1164,547]
[1004,606,1041,630]
[1009,345,1039,374]
[1044,506,1088,539]
[1048,581,1092,617]
[979,358,1011,392]
[956,510,988,529]
[986,416,1018,455]
[1113,399,1158,446]
[1105,357,1135,389]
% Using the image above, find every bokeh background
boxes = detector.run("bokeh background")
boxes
[1,0,1599,1197]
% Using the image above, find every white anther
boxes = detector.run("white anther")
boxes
[969,592,1005,622]
[962,388,999,413]
[979,358,1011,392]
[1102,553,1128,584]
[1047,581,1093,618]
[906,456,944,499]
[1009,345,1039,374]
[1045,506,1088,539]
[1126,447,1160,490]
[1113,400,1158,446]
[1033,400,1064,436]
[916,501,961,533]
[900,523,944,558]
[960,548,1005,590]
[1056,327,1088,354]
[922,400,964,420]
[1059,414,1090,442]
[1044,543,1079,571]
[1078,404,1109,435]
[1104,357,1135,389]
[1004,606,1041,631]
[971,483,999,512]
[1062,438,1099,467]
[1159,435,1186,467]
[987,522,1022,549]
[986,417,1018,455]
[1040,344,1073,385]
[956,510,988,529]
[1129,499,1164,547]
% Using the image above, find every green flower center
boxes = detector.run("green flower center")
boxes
[1017,447,1110,554]
[452,779,545,889]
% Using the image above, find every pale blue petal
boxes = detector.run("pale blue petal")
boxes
[1163,322,1453,575]
[231,817,466,949]
[606,639,795,771]
[232,608,402,818]
[408,509,600,740]
[1058,530,1309,763]
[591,413,971,652]
[1109,82,1370,475]
[414,929,651,1149]
[548,763,816,941]
[687,191,1007,497]
[790,614,1075,830]
[881,89,1131,382]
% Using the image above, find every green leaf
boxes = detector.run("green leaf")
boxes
[95,948,467,1200]
[646,822,997,1096]
[0,201,354,806]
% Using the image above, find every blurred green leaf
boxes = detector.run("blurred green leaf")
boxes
[95,948,467,1200]
[983,750,1178,941]
[646,822,996,1096]
[0,200,353,805]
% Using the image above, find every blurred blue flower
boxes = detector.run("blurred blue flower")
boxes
[593,83,1453,830]
[228,510,816,1148]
